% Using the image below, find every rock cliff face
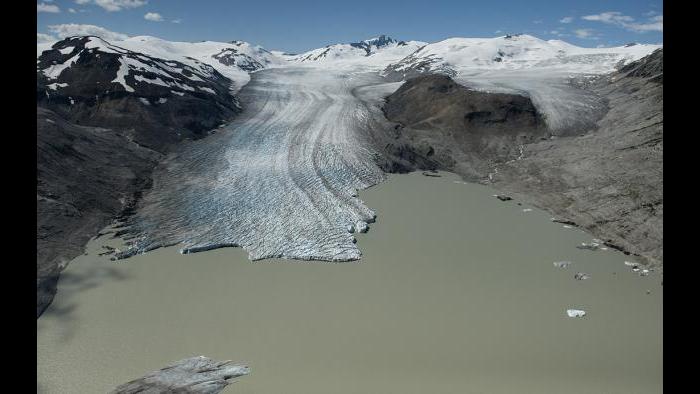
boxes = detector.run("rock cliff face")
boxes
[377,50,663,266]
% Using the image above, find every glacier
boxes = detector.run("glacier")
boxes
[116,68,388,261]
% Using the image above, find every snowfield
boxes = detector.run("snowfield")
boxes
[384,34,660,76]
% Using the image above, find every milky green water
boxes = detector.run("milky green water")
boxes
[37,172,662,393]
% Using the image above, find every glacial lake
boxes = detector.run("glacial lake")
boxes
[37,171,662,394]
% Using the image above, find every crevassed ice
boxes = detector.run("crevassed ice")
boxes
[119,68,387,262]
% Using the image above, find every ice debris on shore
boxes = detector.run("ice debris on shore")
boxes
[577,241,601,250]
[553,261,572,268]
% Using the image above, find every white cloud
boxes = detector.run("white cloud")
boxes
[37,2,60,13]
[144,12,163,22]
[574,28,597,39]
[582,11,633,23]
[47,23,129,41]
[68,8,76,13]
[626,15,663,32]
[533,20,543,24]
[37,33,58,43]
[171,18,182,24]
[559,16,574,24]
[76,0,147,12]
[582,11,663,33]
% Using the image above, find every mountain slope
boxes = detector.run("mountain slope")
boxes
[37,107,161,317]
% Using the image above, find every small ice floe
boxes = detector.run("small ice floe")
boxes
[566,309,586,318]
[624,261,642,272]
[563,225,573,229]
[576,241,601,251]
[355,221,368,233]
[639,269,650,277]
[574,272,590,280]
[522,208,533,212]
[553,261,572,268]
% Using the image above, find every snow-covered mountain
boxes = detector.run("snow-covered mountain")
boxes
[112,36,286,91]
[383,34,661,79]
[37,35,286,93]
[37,33,662,93]
[37,36,243,151]
[38,36,235,98]
[290,35,427,70]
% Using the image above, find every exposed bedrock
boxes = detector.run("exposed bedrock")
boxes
[111,356,249,394]
[376,50,663,266]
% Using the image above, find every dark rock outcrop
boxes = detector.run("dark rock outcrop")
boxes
[380,74,548,179]
[618,48,662,83]
[111,356,249,394]
[349,35,397,55]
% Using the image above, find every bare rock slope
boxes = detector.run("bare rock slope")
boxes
[377,49,663,266]
[37,108,161,317]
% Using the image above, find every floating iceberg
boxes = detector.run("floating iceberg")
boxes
[566,309,586,318]
[553,261,573,268]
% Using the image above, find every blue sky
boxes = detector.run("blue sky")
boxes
[37,0,663,53]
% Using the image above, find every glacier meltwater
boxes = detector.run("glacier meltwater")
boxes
[117,68,388,261]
